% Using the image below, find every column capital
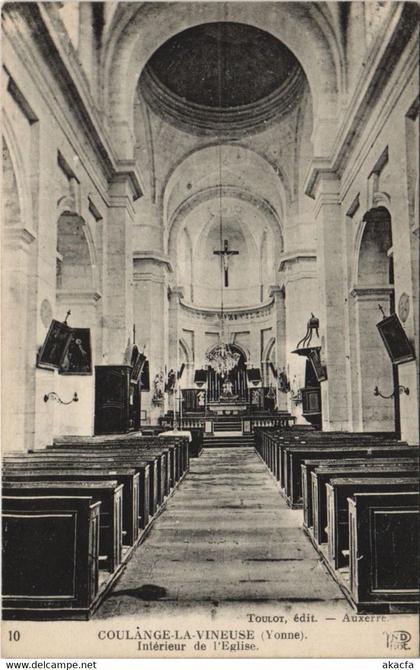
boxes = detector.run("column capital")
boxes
[56,289,102,306]
[110,160,143,202]
[304,162,340,200]
[169,286,185,301]
[350,285,394,301]
[278,249,317,271]
[133,251,173,273]
[269,284,285,299]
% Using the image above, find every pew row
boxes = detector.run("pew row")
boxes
[2,481,123,573]
[254,428,419,613]
[2,434,190,620]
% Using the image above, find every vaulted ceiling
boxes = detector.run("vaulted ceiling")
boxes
[146,22,300,108]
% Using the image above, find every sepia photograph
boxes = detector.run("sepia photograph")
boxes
[1,0,419,664]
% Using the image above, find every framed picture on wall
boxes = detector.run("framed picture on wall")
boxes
[376,313,415,365]
[60,328,92,375]
[37,319,73,370]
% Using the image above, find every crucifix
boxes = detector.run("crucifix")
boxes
[213,239,239,287]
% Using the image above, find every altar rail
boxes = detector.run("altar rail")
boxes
[242,414,294,433]
[159,413,293,433]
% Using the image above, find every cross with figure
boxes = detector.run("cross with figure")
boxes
[213,239,239,287]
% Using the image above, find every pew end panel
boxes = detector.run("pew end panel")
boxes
[2,496,101,620]
[348,492,419,613]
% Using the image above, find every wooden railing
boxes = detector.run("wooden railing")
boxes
[159,412,293,433]
[242,413,294,433]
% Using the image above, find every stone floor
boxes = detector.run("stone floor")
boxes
[95,447,347,618]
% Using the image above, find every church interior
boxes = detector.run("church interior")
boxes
[1,2,419,629]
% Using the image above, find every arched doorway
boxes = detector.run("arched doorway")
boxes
[207,344,247,402]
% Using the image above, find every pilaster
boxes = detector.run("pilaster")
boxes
[133,254,172,423]
[104,175,136,363]
[313,173,349,430]
[351,286,395,432]
[168,286,184,373]
[269,285,286,410]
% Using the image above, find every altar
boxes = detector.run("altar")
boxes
[207,399,249,415]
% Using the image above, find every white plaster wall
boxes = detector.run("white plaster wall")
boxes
[340,48,419,442]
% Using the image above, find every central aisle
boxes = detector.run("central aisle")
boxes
[96,447,346,618]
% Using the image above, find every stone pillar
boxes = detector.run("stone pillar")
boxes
[270,285,287,410]
[313,174,349,430]
[133,254,172,424]
[2,227,36,452]
[168,286,184,373]
[194,326,207,371]
[78,4,94,86]
[104,175,136,363]
[280,252,318,417]
[351,287,395,432]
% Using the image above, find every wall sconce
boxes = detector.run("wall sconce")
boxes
[44,391,79,405]
[373,385,409,399]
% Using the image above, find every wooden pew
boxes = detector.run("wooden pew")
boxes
[32,447,168,516]
[50,436,188,494]
[255,428,408,494]
[311,461,419,545]
[285,443,414,505]
[70,442,173,500]
[282,438,410,492]
[2,480,123,573]
[2,496,101,620]
[4,455,151,531]
[90,444,171,504]
[3,466,140,545]
[326,476,419,570]
[301,456,418,529]
[348,492,419,612]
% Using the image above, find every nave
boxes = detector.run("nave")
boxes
[96,447,346,618]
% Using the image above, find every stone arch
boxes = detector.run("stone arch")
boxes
[102,4,341,157]
[204,340,249,364]
[262,336,276,364]
[351,206,395,433]
[2,114,32,234]
[262,336,276,386]
[179,337,193,366]
[357,206,393,286]
[162,143,290,228]
[177,226,194,302]
[56,200,99,289]
[2,128,34,453]
[168,185,284,265]
[3,138,21,228]
[57,212,96,292]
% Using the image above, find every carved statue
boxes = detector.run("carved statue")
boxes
[152,371,164,406]
[221,379,234,397]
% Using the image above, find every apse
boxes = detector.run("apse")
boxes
[176,195,276,308]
